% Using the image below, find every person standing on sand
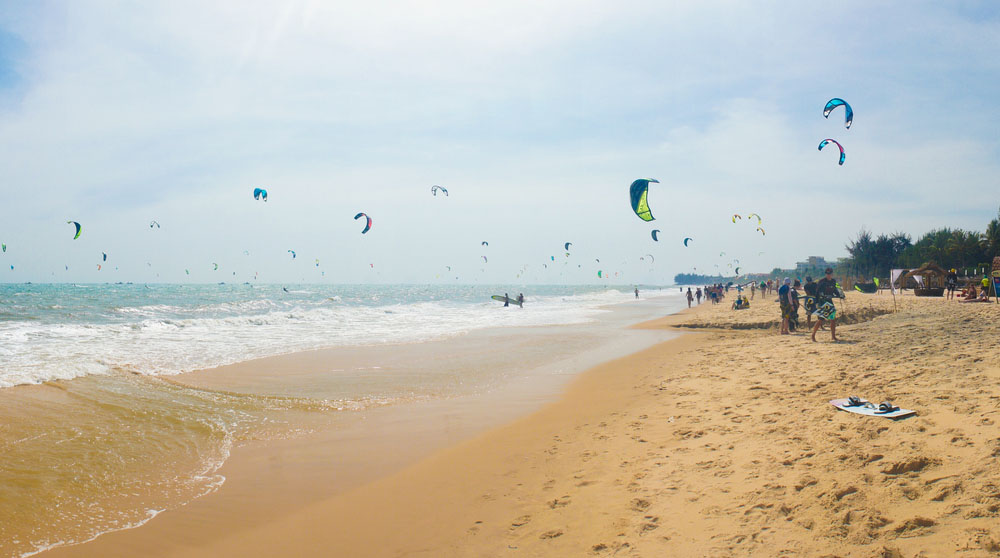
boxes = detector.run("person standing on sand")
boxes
[750,282,756,300]
[789,279,802,332]
[686,288,694,308]
[778,278,792,335]
[946,269,958,300]
[634,287,639,299]
[811,268,841,342]
[803,276,818,328]
[696,287,702,304]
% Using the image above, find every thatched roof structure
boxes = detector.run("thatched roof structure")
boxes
[992,256,1000,273]
[901,262,948,288]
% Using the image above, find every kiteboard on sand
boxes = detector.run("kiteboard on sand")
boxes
[830,398,915,420]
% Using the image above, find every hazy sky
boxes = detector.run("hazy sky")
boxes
[1,1,998,284]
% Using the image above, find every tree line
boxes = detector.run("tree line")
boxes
[842,207,1000,279]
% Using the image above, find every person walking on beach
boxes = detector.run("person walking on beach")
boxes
[695,287,702,304]
[750,281,756,300]
[634,287,639,299]
[778,278,793,335]
[686,288,694,308]
[811,268,841,342]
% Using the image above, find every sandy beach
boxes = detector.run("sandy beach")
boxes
[38,290,1000,557]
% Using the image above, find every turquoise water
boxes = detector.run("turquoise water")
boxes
[0,283,665,388]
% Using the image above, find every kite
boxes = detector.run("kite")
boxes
[629,178,659,221]
[683,237,692,247]
[757,226,766,236]
[315,259,320,267]
[149,220,160,229]
[818,139,846,165]
[482,256,488,263]
[67,221,82,239]
[595,258,600,263]
[431,185,448,197]
[288,250,296,259]
[733,259,740,264]
[551,256,555,261]
[597,270,603,278]
[747,213,761,224]
[823,98,853,129]
[213,263,219,271]
[185,269,190,275]
[243,250,250,256]
[9,265,13,270]
[564,242,572,251]
[446,266,451,271]
[732,214,742,223]
[354,212,372,234]
[482,241,489,247]
[720,251,726,257]
[735,267,740,274]
[102,252,107,261]
[644,254,654,263]
[97,264,101,271]
[1,243,5,253]
[253,188,268,201]
[651,230,660,241]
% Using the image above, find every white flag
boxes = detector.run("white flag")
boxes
[890,269,904,295]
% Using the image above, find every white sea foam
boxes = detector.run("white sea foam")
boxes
[0,286,683,388]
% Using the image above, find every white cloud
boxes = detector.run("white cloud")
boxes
[1,1,999,283]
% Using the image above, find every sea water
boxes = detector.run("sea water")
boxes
[1,283,662,388]
[0,283,687,557]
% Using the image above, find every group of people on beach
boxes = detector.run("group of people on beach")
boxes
[945,268,996,302]
[776,267,843,341]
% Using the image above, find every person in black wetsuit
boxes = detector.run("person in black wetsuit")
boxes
[803,276,818,328]
[946,269,958,300]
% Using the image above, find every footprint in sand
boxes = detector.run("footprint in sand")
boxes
[510,515,531,529]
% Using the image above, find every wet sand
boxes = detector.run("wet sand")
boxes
[45,291,1000,557]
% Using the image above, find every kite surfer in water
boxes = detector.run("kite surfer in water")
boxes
[517,293,524,308]
[503,293,510,307]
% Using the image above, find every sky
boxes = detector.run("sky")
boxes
[1,1,999,284]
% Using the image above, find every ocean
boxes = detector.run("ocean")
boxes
[0,283,687,557]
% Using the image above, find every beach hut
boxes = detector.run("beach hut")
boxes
[901,262,948,297]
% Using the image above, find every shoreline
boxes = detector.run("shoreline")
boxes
[28,293,686,557]
[43,291,1000,556]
